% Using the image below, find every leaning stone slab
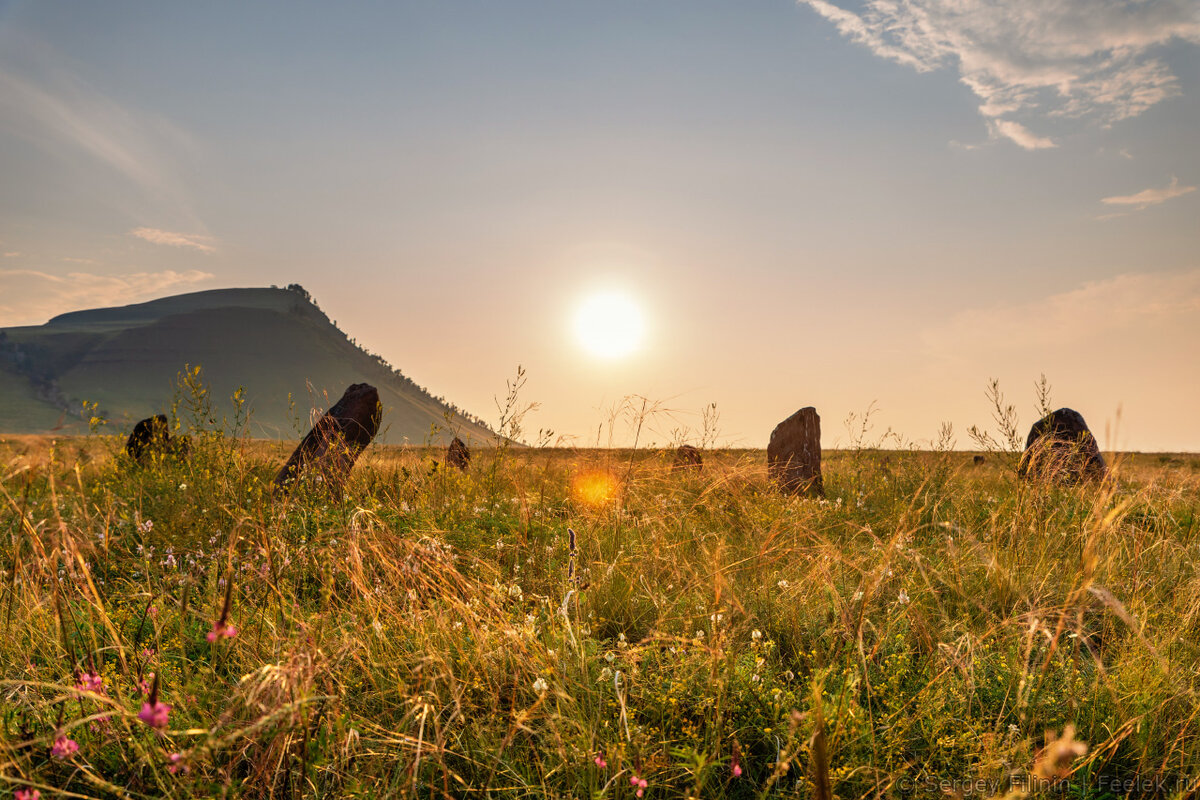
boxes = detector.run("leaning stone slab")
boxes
[274,383,382,495]
[767,407,824,497]
[446,436,471,471]
[1018,407,1107,484]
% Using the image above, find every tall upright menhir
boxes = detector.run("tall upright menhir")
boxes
[767,406,825,498]
[274,383,382,497]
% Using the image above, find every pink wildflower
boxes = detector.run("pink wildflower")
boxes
[16,789,41,800]
[138,700,172,729]
[76,671,104,694]
[732,761,742,777]
[206,622,237,643]
[139,671,155,695]
[593,754,607,768]
[630,776,648,797]
[51,735,78,759]
[168,751,189,774]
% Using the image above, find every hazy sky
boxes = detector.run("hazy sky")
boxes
[2,1,1198,450]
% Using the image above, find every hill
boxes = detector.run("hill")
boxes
[0,285,494,444]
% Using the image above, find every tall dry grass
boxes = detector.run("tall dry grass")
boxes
[1,418,1199,798]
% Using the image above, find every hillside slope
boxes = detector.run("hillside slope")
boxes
[0,286,493,445]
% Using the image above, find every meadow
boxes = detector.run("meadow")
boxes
[2,410,1200,798]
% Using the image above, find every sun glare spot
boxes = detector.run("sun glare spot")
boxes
[573,290,645,359]
[573,471,618,507]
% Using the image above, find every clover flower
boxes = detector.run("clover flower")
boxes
[139,700,171,729]
[138,673,171,729]
[76,670,104,695]
[51,735,78,759]
[206,573,237,643]
[168,751,189,774]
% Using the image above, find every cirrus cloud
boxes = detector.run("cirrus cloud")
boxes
[798,0,1200,149]
[130,227,216,253]
[1102,175,1196,210]
[0,267,213,326]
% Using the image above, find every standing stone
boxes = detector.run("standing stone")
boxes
[274,383,381,495]
[446,436,471,471]
[126,415,176,464]
[672,444,703,472]
[1018,408,1107,484]
[768,407,824,497]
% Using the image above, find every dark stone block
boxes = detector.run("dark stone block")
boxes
[125,415,184,464]
[768,407,824,497]
[446,436,471,471]
[1018,408,1107,484]
[672,444,703,471]
[274,383,382,496]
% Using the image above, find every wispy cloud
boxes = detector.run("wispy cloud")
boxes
[798,0,1200,149]
[988,119,1056,150]
[1102,175,1196,210]
[0,268,213,326]
[0,36,204,227]
[922,269,1200,356]
[130,227,216,253]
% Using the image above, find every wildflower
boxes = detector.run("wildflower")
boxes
[751,629,762,641]
[594,754,607,768]
[178,483,187,490]
[732,761,743,777]
[168,751,189,774]
[76,670,104,694]
[532,677,548,694]
[15,789,41,800]
[776,579,790,589]
[51,735,78,759]
[897,589,910,605]
[138,519,154,533]
[206,573,236,643]
[630,775,649,797]
[206,622,237,642]
[139,700,172,728]
[139,673,171,729]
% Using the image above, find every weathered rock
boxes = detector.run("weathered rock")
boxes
[126,415,178,464]
[672,444,703,472]
[767,407,824,497]
[446,436,471,471]
[274,383,382,495]
[1018,408,1107,484]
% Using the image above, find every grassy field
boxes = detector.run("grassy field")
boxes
[2,425,1199,798]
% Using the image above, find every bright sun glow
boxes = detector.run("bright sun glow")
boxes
[573,290,645,359]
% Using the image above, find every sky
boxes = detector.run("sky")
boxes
[1,0,1197,451]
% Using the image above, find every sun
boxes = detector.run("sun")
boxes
[573,290,645,359]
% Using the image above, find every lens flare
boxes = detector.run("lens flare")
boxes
[572,471,618,507]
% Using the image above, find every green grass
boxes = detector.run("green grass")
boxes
[1,427,1199,799]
